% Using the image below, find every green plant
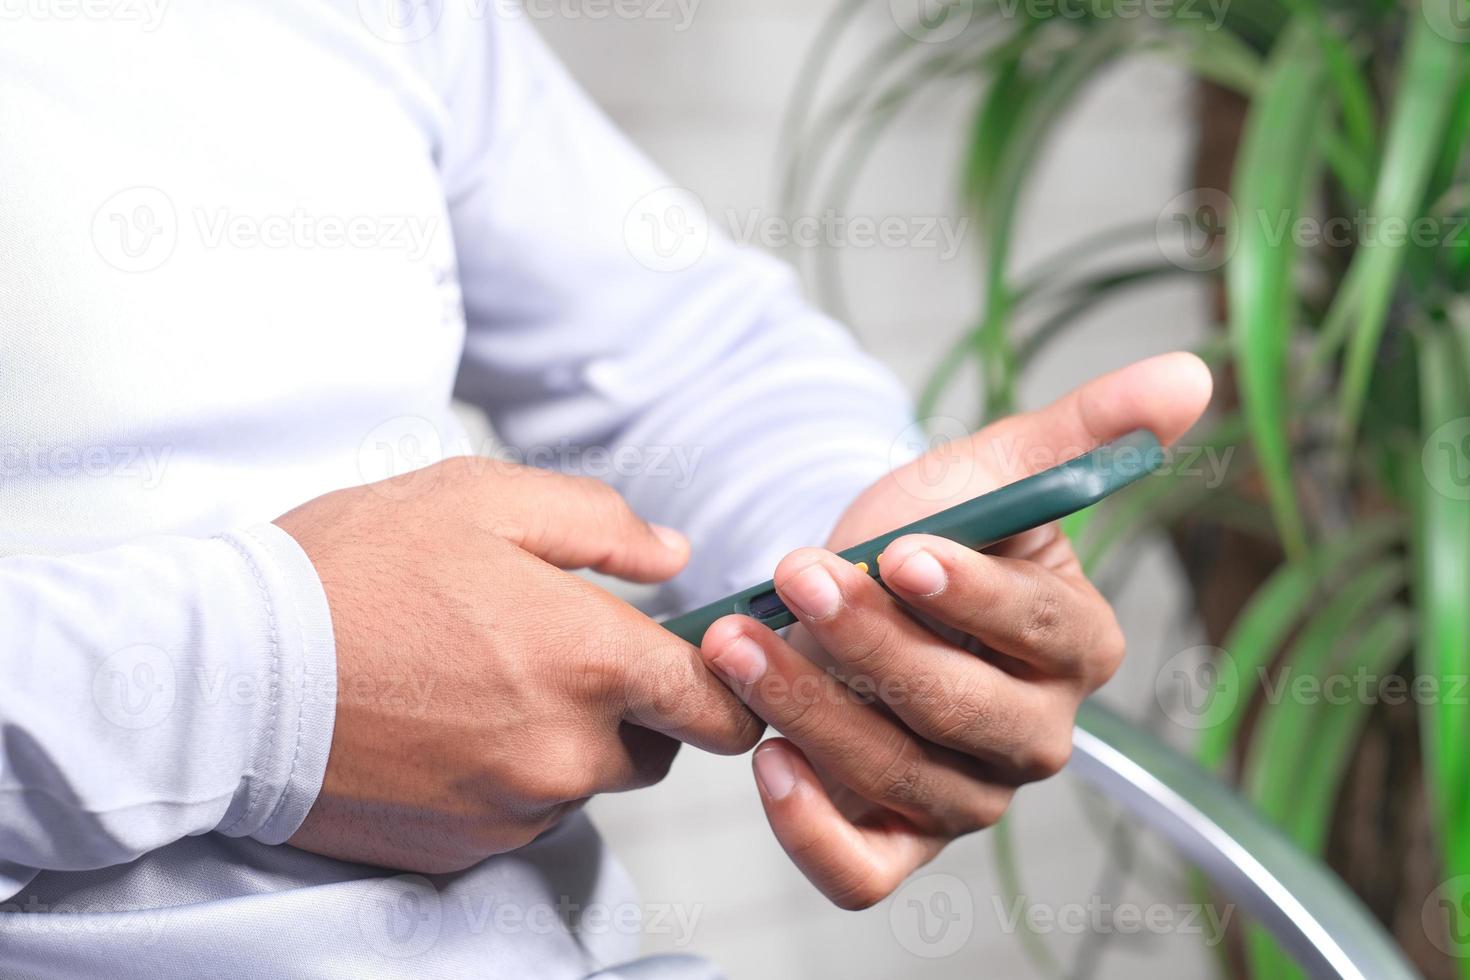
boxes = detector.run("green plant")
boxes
[781,0,1470,975]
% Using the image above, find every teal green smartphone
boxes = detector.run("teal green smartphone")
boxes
[661,428,1165,644]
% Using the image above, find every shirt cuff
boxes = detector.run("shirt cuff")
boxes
[215,522,338,846]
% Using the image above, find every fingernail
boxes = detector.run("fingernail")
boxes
[709,634,767,686]
[782,562,841,620]
[652,524,687,551]
[888,547,947,596]
[754,746,797,800]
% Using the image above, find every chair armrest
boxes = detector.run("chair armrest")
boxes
[1070,700,1421,980]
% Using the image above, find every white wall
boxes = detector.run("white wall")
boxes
[527,3,1222,976]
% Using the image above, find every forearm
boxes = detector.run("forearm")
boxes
[0,525,335,880]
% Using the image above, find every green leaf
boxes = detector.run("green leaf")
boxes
[965,27,1131,418]
[1017,263,1199,367]
[1415,322,1470,969]
[1241,562,1407,980]
[1337,8,1465,446]
[1195,515,1404,771]
[1226,19,1327,560]
[776,0,868,209]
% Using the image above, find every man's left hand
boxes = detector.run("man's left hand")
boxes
[697,352,1212,908]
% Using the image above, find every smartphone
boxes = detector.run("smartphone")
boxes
[660,428,1165,644]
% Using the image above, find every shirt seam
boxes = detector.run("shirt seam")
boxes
[214,531,284,839]
[239,524,319,840]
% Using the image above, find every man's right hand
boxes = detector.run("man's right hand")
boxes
[276,457,762,874]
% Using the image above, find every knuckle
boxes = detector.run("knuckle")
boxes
[569,642,628,706]
[956,786,1013,832]
[837,615,904,677]
[508,740,600,803]
[1018,580,1064,649]
[722,712,766,754]
[1020,729,1074,780]
[920,676,991,749]
[770,675,829,743]
[868,735,927,809]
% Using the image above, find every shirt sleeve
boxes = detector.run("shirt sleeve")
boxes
[0,523,336,892]
[436,10,917,608]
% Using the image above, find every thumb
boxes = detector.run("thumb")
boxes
[487,467,689,583]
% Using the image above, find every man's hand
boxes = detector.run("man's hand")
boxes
[697,352,1213,908]
[278,458,762,874]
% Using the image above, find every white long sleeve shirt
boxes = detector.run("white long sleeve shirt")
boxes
[0,3,914,977]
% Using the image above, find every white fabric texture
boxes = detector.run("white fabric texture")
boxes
[0,2,915,976]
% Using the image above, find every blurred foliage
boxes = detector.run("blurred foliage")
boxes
[781,0,1470,975]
